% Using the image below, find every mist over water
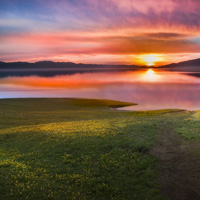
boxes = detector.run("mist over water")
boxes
[0,69,200,111]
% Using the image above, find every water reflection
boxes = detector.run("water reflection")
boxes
[0,69,200,110]
[142,69,158,82]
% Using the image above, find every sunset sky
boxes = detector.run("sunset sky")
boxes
[1,0,200,65]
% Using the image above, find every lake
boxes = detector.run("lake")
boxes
[0,69,200,111]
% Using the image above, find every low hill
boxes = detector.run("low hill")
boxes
[161,58,200,72]
[0,61,140,77]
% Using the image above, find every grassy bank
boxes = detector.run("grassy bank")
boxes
[0,98,198,199]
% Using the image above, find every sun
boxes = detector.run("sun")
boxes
[139,54,163,66]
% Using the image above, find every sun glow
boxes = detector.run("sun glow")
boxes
[139,54,163,66]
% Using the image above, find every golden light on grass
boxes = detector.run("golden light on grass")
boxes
[139,54,163,66]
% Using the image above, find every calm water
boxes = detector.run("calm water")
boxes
[0,69,200,111]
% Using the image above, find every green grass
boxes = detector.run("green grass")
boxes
[174,110,200,140]
[1,98,197,200]
[0,98,134,129]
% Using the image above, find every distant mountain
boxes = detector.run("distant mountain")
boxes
[1,58,200,71]
[0,60,140,70]
[0,61,141,78]
[0,61,81,69]
[161,58,200,72]
[0,58,200,78]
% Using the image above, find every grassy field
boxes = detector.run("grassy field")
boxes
[0,98,199,200]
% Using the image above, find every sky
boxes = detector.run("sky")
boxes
[1,0,200,65]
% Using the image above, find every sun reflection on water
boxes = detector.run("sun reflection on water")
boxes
[143,69,158,81]
[1,70,200,110]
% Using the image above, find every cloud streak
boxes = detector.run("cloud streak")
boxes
[1,0,200,64]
